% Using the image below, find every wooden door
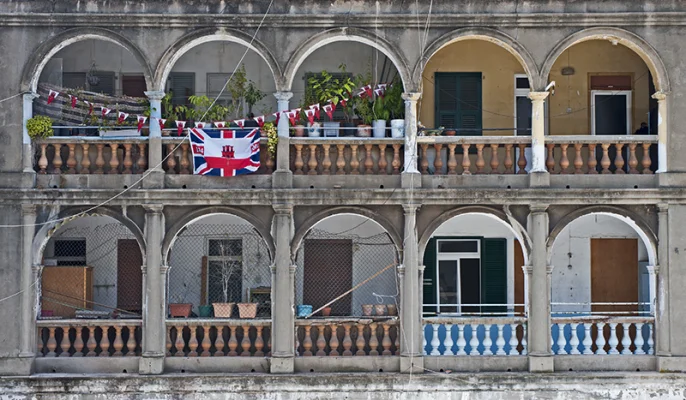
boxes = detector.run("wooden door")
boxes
[591,238,638,313]
[303,239,353,316]
[117,239,143,313]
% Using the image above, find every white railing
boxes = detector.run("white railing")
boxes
[551,316,654,355]
[423,317,527,356]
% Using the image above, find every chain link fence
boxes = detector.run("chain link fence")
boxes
[295,215,400,318]
[166,214,272,319]
[39,216,143,319]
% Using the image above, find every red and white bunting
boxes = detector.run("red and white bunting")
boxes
[340,98,349,108]
[377,83,388,91]
[158,118,167,131]
[374,88,385,98]
[322,103,334,120]
[356,88,367,98]
[136,115,147,133]
[233,119,245,129]
[363,85,373,98]
[308,104,321,120]
[194,122,206,129]
[286,110,298,126]
[213,121,226,128]
[117,112,129,124]
[255,115,265,128]
[175,120,186,136]
[101,107,111,117]
[68,94,78,108]
[305,108,316,125]
[272,111,281,126]
[83,100,94,115]
[47,90,59,105]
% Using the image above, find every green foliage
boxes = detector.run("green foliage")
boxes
[26,115,53,140]
[174,95,229,123]
[245,81,265,113]
[263,122,278,156]
[373,95,390,121]
[384,78,405,119]
[308,64,356,122]
[353,95,374,125]
[227,64,248,118]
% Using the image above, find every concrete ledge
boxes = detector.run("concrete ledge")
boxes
[658,356,686,372]
[0,356,34,376]
[165,174,272,189]
[34,357,140,374]
[550,174,657,189]
[424,355,528,372]
[165,357,269,373]
[554,355,656,372]
[293,175,401,189]
[422,174,528,189]
[294,356,399,373]
[529,355,554,372]
[0,171,35,188]
[36,174,146,189]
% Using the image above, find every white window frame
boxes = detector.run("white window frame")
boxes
[435,239,480,315]
[513,74,531,137]
[590,90,632,136]
[206,237,244,304]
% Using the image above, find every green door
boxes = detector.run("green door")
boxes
[434,72,483,135]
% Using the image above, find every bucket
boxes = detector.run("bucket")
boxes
[296,305,313,317]
[373,120,387,138]
[390,119,404,138]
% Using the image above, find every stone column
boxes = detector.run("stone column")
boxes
[528,92,549,186]
[527,204,553,372]
[652,92,668,173]
[522,265,531,314]
[22,93,39,174]
[273,92,293,188]
[271,204,295,373]
[656,204,670,357]
[140,205,165,374]
[19,205,36,361]
[401,93,421,188]
[400,204,423,373]
[144,91,165,189]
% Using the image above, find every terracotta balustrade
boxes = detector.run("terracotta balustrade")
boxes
[416,136,531,175]
[551,316,654,355]
[289,138,403,175]
[544,135,658,175]
[295,318,399,356]
[422,317,527,356]
[35,138,148,175]
[165,319,271,357]
[162,137,273,175]
[36,320,142,357]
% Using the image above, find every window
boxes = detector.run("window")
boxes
[304,72,353,122]
[207,73,233,106]
[122,75,146,98]
[168,72,195,107]
[434,72,482,135]
[514,74,533,172]
[53,238,87,266]
[206,238,243,304]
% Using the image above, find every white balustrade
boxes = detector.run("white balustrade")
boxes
[551,317,654,355]
[423,318,527,356]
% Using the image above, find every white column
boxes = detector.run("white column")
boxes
[528,92,549,173]
[402,93,421,174]
[656,204,670,356]
[22,93,39,173]
[652,92,668,173]
[400,203,423,373]
[140,205,165,374]
[19,205,36,358]
[274,92,292,139]
[646,265,657,316]
[271,204,295,373]
[145,91,165,171]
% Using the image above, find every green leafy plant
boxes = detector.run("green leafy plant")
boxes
[384,78,405,119]
[26,115,54,140]
[308,64,356,122]
[245,81,265,114]
[373,96,390,121]
[263,122,278,157]
[227,64,248,119]
[174,95,228,123]
[353,95,374,125]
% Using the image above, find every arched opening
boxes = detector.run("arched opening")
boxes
[549,213,656,355]
[294,213,400,356]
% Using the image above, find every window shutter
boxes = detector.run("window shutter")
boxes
[435,73,457,130]
[480,238,507,314]
[456,73,482,135]
[422,238,438,315]
[122,75,147,98]
[169,72,195,106]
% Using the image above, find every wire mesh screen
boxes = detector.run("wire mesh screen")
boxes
[167,214,272,319]
[295,215,400,318]
[40,216,143,319]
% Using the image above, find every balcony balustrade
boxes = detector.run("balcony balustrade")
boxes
[165,319,271,357]
[36,319,142,357]
[422,317,527,356]
[295,318,400,356]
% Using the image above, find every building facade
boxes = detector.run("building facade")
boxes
[1,0,685,380]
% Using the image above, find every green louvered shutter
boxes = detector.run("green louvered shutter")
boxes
[435,73,458,131]
[422,238,438,316]
[457,73,482,136]
[480,238,507,314]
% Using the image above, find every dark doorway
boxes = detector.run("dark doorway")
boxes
[303,239,353,316]
[117,239,143,314]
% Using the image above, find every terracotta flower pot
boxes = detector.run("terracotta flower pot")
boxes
[362,304,374,316]
[212,302,234,318]
[321,306,332,317]
[294,125,305,137]
[387,304,398,316]
[444,130,456,136]
[374,304,387,316]
[238,303,258,319]
[357,125,372,137]
[169,303,192,318]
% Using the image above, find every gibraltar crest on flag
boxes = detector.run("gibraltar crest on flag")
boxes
[190,128,261,176]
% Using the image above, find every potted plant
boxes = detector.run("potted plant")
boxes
[244,80,265,115]
[263,121,278,159]
[169,298,192,318]
[237,302,258,319]
[385,79,406,138]
[372,96,390,138]
[227,64,248,119]
[353,95,373,137]
[321,306,332,317]
[26,115,54,141]
[292,103,306,137]
[211,241,241,318]
[308,65,355,137]
[198,304,213,318]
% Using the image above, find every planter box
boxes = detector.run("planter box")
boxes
[99,129,140,138]
[212,302,234,318]
[237,303,258,319]
[169,303,192,318]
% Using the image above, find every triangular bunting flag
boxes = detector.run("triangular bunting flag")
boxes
[68,94,78,108]
[117,112,129,124]
[136,115,147,133]
[47,90,59,105]
[175,120,186,136]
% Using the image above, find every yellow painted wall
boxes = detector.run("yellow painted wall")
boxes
[420,40,525,136]
[548,40,650,135]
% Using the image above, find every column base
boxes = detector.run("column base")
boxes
[0,356,34,376]
[528,171,550,188]
[657,355,686,372]
[658,171,686,187]
[272,169,293,188]
[139,353,165,375]
[401,171,422,188]
[400,354,424,374]
[141,169,165,189]
[0,171,36,188]
[528,354,554,372]
[270,356,295,374]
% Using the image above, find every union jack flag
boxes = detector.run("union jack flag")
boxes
[189,128,261,176]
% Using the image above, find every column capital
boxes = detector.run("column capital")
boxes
[657,203,669,213]
[646,265,659,275]
[402,203,421,214]
[396,264,406,277]
[140,264,147,274]
[143,204,164,214]
[273,204,294,215]
[652,91,669,101]
[529,204,548,214]
[522,265,533,274]
[401,92,421,102]
[23,92,39,101]
[418,264,426,272]
[144,91,166,101]
[21,204,36,216]
[546,265,554,274]
[274,91,293,102]
[289,265,297,275]
[527,91,549,102]
[160,265,170,274]
[31,264,43,274]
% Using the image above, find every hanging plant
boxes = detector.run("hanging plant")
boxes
[26,115,54,140]
[263,122,278,157]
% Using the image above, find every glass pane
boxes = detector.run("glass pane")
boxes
[516,96,532,136]
[460,258,481,314]
[54,239,86,257]
[595,95,628,135]
[438,240,478,253]
[438,260,458,313]
[208,239,242,257]
[516,77,530,89]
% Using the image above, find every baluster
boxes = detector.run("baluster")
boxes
[587,143,598,174]
[495,324,506,355]
[52,144,63,174]
[59,326,71,357]
[46,327,57,357]
[647,324,654,354]
[94,144,106,174]
[174,325,185,357]
[200,325,211,357]
[125,326,136,356]
[556,324,567,355]
[336,144,346,175]
[187,326,199,357]
[293,144,304,175]
[475,144,485,174]
[214,326,225,356]
[381,324,392,356]
[369,323,379,356]
[267,332,272,357]
[112,326,124,356]
[517,144,528,174]
[490,143,500,174]
[608,323,619,354]
[483,325,493,356]
[394,327,400,355]
[628,143,639,174]
[37,329,44,357]
[254,326,265,357]
[355,325,367,356]
[302,325,313,356]
[461,144,472,175]
[240,325,251,357]
[80,143,91,174]
[582,323,593,355]
[329,324,340,356]
[430,323,440,355]
[595,322,607,355]
[509,323,520,355]
[634,323,645,355]
[166,326,172,356]
[38,143,48,174]
[641,143,653,174]
[559,143,570,174]
[522,324,528,355]
[620,323,632,355]
[456,325,466,355]
[321,144,332,175]
[378,144,388,174]
[342,324,353,356]
[503,144,514,174]
[108,143,120,174]
[392,144,401,175]
[546,143,556,173]
[422,325,427,356]
[265,150,275,173]
[72,327,84,357]
[444,324,454,356]
[614,143,625,174]
[468,324,480,355]
[364,144,374,174]
[165,143,177,174]
[86,326,97,357]
[99,326,111,357]
[137,143,147,172]
[316,325,327,356]
[294,327,301,355]
[433,144,443,174]
[349,145,360,175]
[447,144,458,174]
[573,143,584,174]
[122,143,133,174]
[307,144,318,175]
[66,144,77,174]
[178,143,190,174]
[600,143,612,174]
[419,144,429,174]
[569,323,580,355]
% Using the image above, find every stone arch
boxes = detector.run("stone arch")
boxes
[21,27,154,93]
[541,27,670,93]
[32,206,146,267]
[414,27,541,90]
[291,206,403,262]
[162,206,275,264]
[283,27,413,92]
[154,28,282,91]
[546,205,658,266]
[418,205,531,265]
